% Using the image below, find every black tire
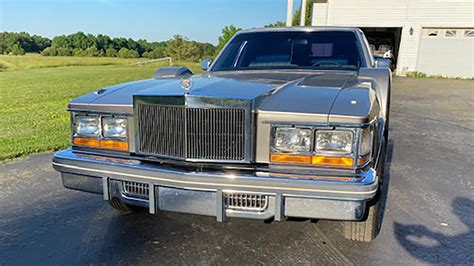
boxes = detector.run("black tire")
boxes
[343,195,383,242]
[108,198,140,213]
[342,137,388,242]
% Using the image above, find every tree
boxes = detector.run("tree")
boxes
[216,25,241,54]
[85,47,99,57]
[56,47,71,56]
[165,35,200,62]
[73,48,87,57]
[144,48,165,59]
[117,47,139,58]
[41,47,57,56]
[264,21,286,28]
[292,0,314,26]
[1,31,215,59]
[105,48,117,57]
[127,49,139,58]
[10,43,25,55]
[118,47,130,58]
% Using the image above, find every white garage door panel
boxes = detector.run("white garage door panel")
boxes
[417,37,474,78]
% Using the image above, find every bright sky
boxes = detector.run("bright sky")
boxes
[0,0,300,44]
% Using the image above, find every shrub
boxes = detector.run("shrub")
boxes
[105,48,117,57]
[117,47,130,58]
[56,47,72,56]
[41,47,57,56]
[127,49,139,58]
[406,71,427,78]
[73,48,87,57]
[117,47,139,58]
[85,47,99,57]
[10,43,25,55]
[145,49,165,59]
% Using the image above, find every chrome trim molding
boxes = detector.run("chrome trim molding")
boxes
[53,149,378,198]
[54,161,377,196]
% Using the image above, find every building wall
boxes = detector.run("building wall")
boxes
[312,0,474,76]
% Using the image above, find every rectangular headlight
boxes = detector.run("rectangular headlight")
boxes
[73,115,100,137]
[102,116,127,139]
[273,127,312,152]
[315,130,353,154]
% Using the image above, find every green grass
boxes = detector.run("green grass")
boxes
[0,54,145,71]
[0,54,201,160]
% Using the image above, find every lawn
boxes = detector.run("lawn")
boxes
[0,54,201,160]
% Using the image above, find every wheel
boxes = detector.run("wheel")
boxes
[342,195,383,242]
[108,198,141,213]
[342,138,388,242]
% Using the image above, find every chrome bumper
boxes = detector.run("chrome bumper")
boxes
[52,149,379,221]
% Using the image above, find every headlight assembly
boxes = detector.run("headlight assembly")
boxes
[72,113,128,151]
[315,130,353,154]
[273,127,312,152]
[102,116,127,139]
[270,126,359,168]
[73,115,101,137]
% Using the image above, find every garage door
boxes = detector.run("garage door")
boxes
[417,28,474,78]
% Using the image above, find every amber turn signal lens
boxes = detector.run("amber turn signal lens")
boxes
[73,137,101,148]
[270,154,311,164]
[100,139,129,150]
[73,137,128,151]
[358,153,371,166]
[311,155,354,168]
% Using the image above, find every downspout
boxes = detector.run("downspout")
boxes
[286,0,294,27]
[300,0,307,26]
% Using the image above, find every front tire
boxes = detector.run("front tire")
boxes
[342,195,383,242]
[343,136,388,242]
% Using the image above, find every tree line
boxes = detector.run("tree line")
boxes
[0,31,216,61]
[0,4,310,62]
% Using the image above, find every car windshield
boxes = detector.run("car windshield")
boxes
[211,31,364,72]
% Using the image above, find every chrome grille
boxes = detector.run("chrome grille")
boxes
[138,105,185,158]
[121,181,149,199]
[224,192,268,212]
[137,104,246,161]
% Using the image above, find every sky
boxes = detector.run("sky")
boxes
[0,0,299,44]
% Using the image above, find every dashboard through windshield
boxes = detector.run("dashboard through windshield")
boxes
[211,30,365,72]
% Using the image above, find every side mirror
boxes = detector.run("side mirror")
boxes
[374,58,392,68]
[201,59,212,71]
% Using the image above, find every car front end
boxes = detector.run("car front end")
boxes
[52,27,391,241]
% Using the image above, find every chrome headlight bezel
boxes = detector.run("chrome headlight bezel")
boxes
[270,124,375,169]
[71,112,129,152]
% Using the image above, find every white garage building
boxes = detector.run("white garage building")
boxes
[309,0,474,78]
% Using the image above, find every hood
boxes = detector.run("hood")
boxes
[69,70,374,124]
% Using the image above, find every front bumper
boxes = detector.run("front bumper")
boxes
[52,149,379,221]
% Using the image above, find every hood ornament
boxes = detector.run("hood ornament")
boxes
[180,77,193,95]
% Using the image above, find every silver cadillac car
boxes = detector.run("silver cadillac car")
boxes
[53,27,391,242]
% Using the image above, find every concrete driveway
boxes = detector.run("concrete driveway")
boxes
[1,77,473,265]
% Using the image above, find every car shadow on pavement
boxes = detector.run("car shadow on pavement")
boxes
[394,197,473,264]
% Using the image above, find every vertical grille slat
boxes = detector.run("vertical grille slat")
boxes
[137,104,245,161]
[122,181,149,199]
[224,192,268,212]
